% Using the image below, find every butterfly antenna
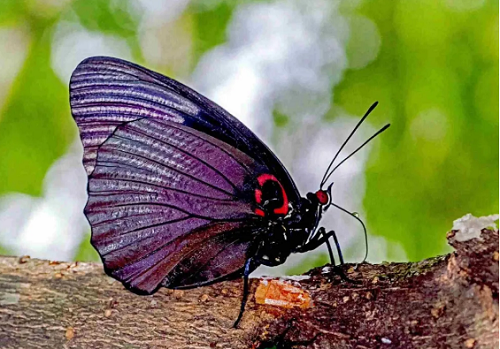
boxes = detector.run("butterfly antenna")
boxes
[322,123,390,186]
[329,202,369,262]
[320,101,379,189]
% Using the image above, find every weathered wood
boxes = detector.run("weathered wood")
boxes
[0,228,498,349]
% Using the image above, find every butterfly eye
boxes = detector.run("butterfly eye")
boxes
[315,190,329,206]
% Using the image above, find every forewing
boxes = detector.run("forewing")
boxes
[88,118,260,294]
[70,56,300,202]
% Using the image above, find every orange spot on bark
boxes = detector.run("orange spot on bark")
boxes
[255,279,311,309]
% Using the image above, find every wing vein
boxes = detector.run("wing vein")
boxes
[101,144,236,197]
[119,126,244,193]
[162,122,254,175]
[89,175,235,202]
[95,202,253,222]
[98,217,194,255]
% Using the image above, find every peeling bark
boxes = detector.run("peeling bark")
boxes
[0,229,498,349]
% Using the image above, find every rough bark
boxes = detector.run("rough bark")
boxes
[0,228,498,349]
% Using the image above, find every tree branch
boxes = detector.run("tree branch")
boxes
[0,228,498,349]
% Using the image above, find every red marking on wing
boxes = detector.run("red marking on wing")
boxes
[256,174,289,216]
[255,189,262,204]
[315,190,328,205]
[255,208,265,217]
[257,173,276,186]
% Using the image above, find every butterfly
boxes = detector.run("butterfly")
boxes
[70,56,389,327]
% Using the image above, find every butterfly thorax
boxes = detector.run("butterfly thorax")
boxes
[287,193,324,249]
[254,192,323,266]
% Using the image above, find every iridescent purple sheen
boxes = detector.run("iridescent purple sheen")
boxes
[70,57,300,294]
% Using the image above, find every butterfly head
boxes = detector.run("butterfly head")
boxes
[314,182,333,212]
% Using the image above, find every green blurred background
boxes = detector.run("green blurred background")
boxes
[0,0,497,270]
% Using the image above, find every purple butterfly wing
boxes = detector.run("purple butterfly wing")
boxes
[70,56,300,294]
[161,221,260,289]
[87,118,262,293]
[70,56,300,203]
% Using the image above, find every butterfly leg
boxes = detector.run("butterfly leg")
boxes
[295,227,335,253]
[299,228,358,284]
[318,229,346,279]
[324,236,336,267]
[233,257,253,328]
[324,229,361,284]
[308,228,342,265]
[331,230,344,265]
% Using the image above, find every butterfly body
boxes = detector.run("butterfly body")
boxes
[70,56,387,326]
